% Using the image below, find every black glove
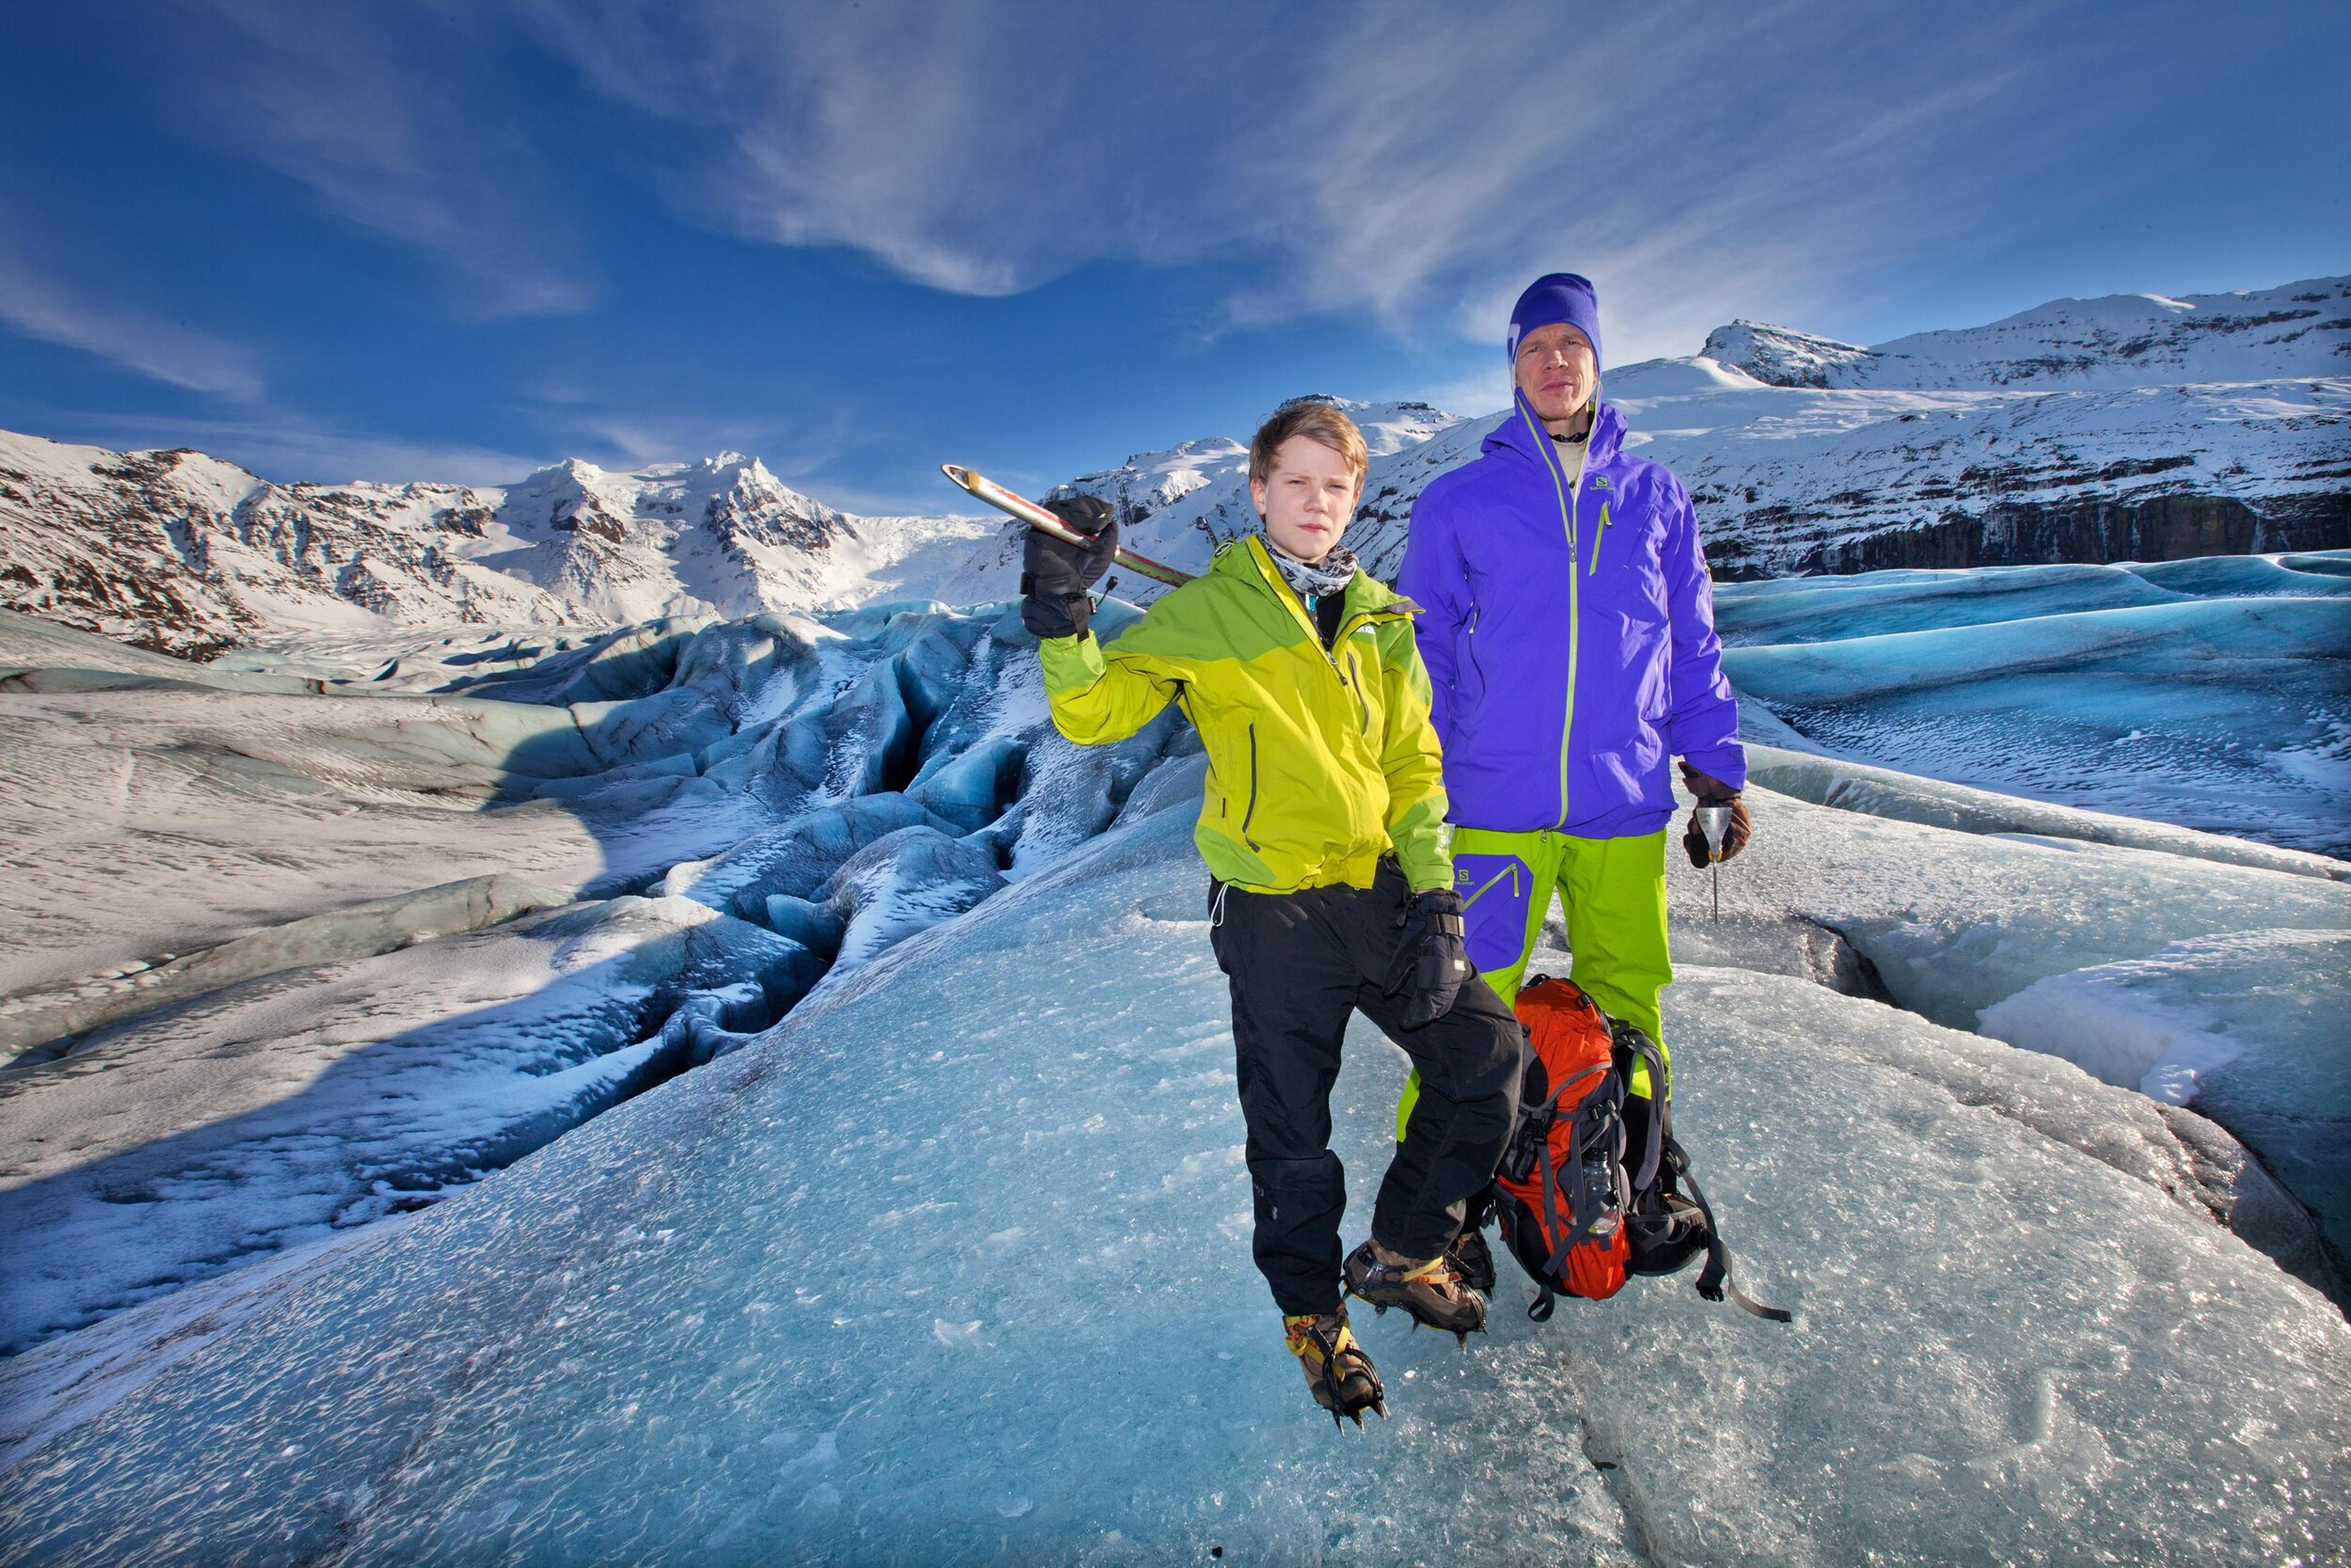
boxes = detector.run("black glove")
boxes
[1679,762,1752,867]
[1385,887,1470,1029]
[1020,495,1119,639]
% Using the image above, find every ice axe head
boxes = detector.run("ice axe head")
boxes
[1695,803,1733,865]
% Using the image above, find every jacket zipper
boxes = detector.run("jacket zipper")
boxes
[1240,723,1261,849]
[1588,500,1611,577]
[1517,397,1585,830]
[1460,859,1515,910]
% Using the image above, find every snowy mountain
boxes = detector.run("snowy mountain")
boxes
[0,431,1002,660]
[5,277,2342,661]
[1708,277,2351,390]
[1081,276,2350,595]
[1616,277,2351,577]
[0,584,2345,1557]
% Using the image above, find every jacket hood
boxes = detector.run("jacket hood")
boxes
[1482,390,1629,473]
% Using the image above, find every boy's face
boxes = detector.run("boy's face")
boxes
[1514,322,1596,424]
[1249,435,1362,565]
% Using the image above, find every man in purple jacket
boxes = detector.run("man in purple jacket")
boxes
[1395,272,1752,1119]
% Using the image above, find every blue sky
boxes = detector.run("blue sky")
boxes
[1,1,2344,511]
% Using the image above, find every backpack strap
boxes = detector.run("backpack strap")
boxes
[1526,1286,1556,1322]
[1627,1035,1667,1193]
[1536,1127,1569,1258]
[1681,1166,1793,1324]
[1608,1020,1668,1192]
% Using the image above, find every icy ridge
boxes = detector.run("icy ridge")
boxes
[0,599,1188,1355]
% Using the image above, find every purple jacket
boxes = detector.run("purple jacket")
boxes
[1398,391,1744,839]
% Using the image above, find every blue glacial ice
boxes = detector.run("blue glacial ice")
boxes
[0,599,1183,1359]
[1980,928,2351,1270]
[0,893,809,1355]
[1716,555,2351,856]
[1,785,2346,1564]
[5,576,2351,1562]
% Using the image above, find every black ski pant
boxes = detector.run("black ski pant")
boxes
[1208,861,1521,1317]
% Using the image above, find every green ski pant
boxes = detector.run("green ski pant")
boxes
[1397,826,1672,1140]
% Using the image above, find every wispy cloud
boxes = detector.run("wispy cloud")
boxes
[508,0,2126,357]
[162,0,594,319]
[0,249,265,398]
[100,0,2213,359]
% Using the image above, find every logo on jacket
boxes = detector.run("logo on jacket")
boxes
[1591,476,1611,490]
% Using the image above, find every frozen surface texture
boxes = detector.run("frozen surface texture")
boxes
[1,805,2345,1566]
[1646,766,2350,1297]
[1717,555,2351,856]
[1981,929,2351,1270]
[0,601,1183,1356]
[0,896,801,1354]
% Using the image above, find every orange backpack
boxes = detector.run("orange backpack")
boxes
[1489,976,1790,1322]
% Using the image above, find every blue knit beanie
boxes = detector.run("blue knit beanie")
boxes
[1507,273,1602,374]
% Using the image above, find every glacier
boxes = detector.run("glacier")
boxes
[0,598,1184,1357]
[1,770,2346,1564]
[1717,551,2351,857]
[3,535,2349,1561]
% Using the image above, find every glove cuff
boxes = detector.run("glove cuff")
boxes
[1020,592,1091,640]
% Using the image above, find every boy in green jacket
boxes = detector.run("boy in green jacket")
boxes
[1024,399,1522,1427]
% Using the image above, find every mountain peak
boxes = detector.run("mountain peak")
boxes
[1701,320,1877,389]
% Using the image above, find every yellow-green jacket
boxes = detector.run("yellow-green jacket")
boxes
[1040,534,1452,895]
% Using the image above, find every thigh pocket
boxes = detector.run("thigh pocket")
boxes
[1453,852,1535,975]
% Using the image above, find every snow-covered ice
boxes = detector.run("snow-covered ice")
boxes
[1,786,2344,1564]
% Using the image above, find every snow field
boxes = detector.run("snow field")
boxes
[1,796,2344,1564]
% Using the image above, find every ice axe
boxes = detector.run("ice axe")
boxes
[939,463,1194,588]
[1694,803,1733,921]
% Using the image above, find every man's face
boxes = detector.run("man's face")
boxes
[1514,322,1597,424]
[1249,435,1362,565]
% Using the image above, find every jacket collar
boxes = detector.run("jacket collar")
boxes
[1213,533,1417,624]
[1484,388,1627,477]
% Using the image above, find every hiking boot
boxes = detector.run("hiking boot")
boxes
[1344,1238,1488,1344]
[1448,1225,1496,1296]
[1283,1308,1385,1428]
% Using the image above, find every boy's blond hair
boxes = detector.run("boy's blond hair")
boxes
[1248,398,1368,489]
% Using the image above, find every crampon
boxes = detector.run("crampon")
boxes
[1283,1310,1386,1429]
[1343,1239,1488,1346]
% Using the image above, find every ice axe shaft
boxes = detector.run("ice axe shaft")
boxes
[939,463,1194,588]
[1695,803,1733,924]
